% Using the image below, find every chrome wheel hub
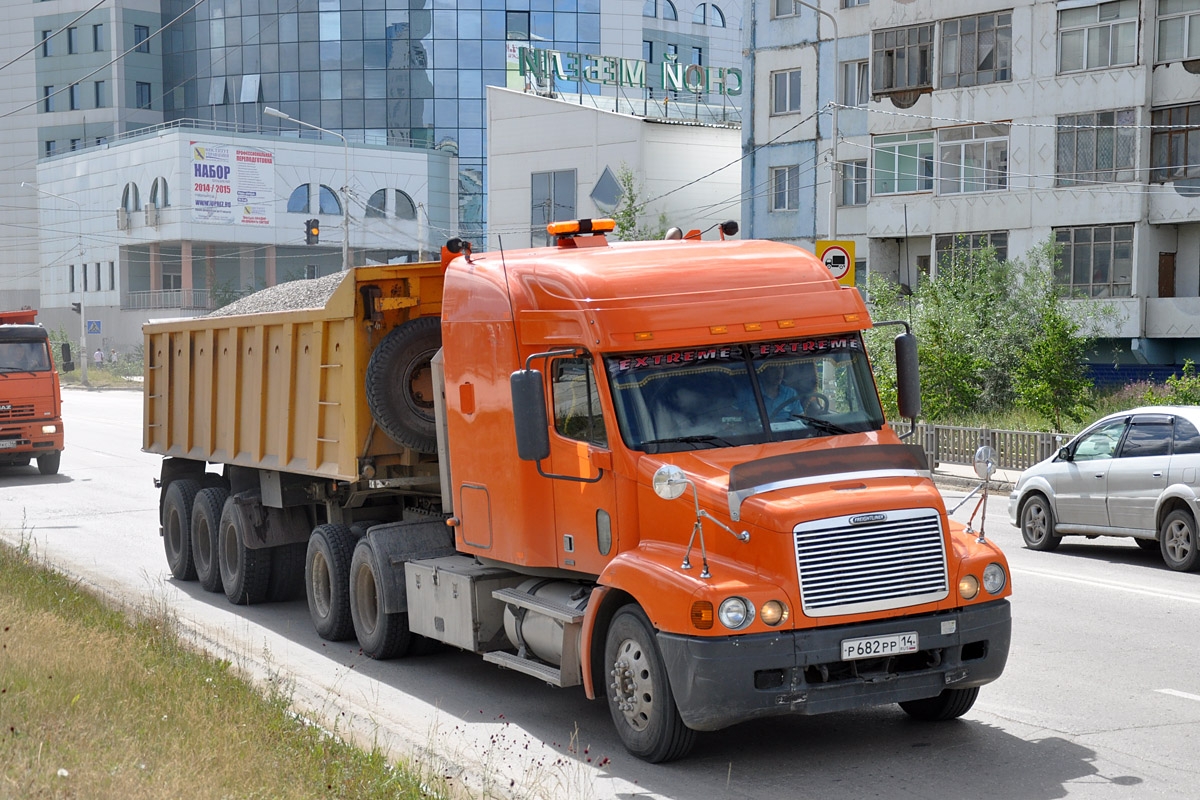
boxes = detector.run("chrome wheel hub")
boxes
[610,638,653,731]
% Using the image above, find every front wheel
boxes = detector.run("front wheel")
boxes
[36,451,61,476]
[1160,509,1200,572]
[1020,495,1061,552]
[899,686,980,721]
[603,605,695,763]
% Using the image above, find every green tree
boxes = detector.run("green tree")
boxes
[610,163,669,242]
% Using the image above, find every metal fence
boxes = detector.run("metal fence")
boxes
[890,422,1069,471]
[122,288,248,312]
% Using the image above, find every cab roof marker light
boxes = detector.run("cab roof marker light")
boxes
[777,320,795,329]
[843,313,861,322]
[709,325,728,335]
[634,331,654,341]
[743,322,762,332]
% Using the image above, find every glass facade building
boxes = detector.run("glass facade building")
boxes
[161,0,604,240]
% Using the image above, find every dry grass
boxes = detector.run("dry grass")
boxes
[0,537,443,800]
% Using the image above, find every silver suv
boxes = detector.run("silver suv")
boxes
[1008,406,1200,571]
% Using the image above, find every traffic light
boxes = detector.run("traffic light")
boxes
[70,302,81,314]
[305,218,320,245]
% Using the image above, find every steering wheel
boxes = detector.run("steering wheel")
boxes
[776,393,830,419]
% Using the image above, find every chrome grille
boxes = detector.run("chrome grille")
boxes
[0,403,35,421]
[794,507,948,618]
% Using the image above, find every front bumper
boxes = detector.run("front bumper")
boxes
[656,599,1011,731]
[0,419,64,462]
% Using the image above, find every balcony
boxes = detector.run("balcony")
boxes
[121,288,247,313]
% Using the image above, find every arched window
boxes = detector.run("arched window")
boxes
[287,184,310,213]
[121,182,141,212]
[394,190,416,220]
[366,189,387,218]
[643,0,656,16]
[711,4,725,27]
[664,0,677,21]
[318,184,341,215]
[149,177,169,207]
[693,3,706,24]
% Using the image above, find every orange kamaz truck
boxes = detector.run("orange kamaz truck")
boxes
[143,221,1011,762]
[0,310,71,475]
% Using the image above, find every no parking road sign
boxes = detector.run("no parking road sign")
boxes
[816,240,855,287]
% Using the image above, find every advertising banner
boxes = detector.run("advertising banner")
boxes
[191,142,274,226]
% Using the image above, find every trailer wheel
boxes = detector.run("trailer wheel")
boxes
[365,316,441,454]
[162,479,201,581]
[349,538,412,659]
[269,543,308,602]
[307,524,356,641]
[603,605,696,763]
[37,451,61,476]
[190,486,229,592]
[899,686,980,721]
[218,497,272,605]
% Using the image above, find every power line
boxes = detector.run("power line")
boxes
[0,0,108,77]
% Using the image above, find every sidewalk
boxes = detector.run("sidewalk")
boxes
[930,460,1021,493]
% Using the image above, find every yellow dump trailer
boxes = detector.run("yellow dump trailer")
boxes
[143,262,445,483]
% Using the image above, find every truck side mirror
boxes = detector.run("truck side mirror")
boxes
[510,369,551,461]
[61,342,72,365]
[894,332,921,420]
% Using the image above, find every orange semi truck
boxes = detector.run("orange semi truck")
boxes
[143,221,1011,762]
[0,310,71,475]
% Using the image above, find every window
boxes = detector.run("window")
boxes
[694,3,707,24]
[69,84,80,111]
[774,0,799,17]
[43,86,54,113]
[1058,0,1138,73]
[1058,109,1137,185]
[1053,224,1134,297]
[68,264,75,293]
[771,165,800,211]
[841,61,869,107]
[287,184,310,213]
[149,177,169,207]
[134,24,150,53]
[93,23,104,51]
[664,1,677,21]
[643,40,653,62]
[938,124,1009,194]
[44,140,57,157]
[94,80,106,108]
[941,11,1012,88]
[843,0,869,6]
[873,24,934,94]
[318,185,341,215]
[366,189,387,218]
[644,0,657,16]
[394,191,416,220]
[1174,416,1200,454]
[711,4,726,26]
[1072,419,1127,460]
[121,182,141,211]
[108,262,115,291]
[1158,0,1200,62]
[551,357,607,447]
[365,189,416,219]
[840,160,867,206]
[872,132,934,194]
[935,232,1009,267]
[772,68,802,114]
[41,31,52,57]
[1151,103,1200,182]
[67,27,78,54]
[1120,417,1173,458]
[135,81,151,109]
[691,47,703,65]
[531,170,576,247]
[70,138,81,151]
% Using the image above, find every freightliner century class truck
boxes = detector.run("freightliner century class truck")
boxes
[143,219,1012,762]
[1,309,72,474]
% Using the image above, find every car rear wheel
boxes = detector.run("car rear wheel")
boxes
[1020,495,1061,552]
[1160,510,1200,572]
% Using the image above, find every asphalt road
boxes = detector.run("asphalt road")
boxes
[3,388,1200,799]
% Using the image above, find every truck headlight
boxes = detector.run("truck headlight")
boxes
[718,597,754,630]
[982,563,1007,595]
[41,425,57,434]
[760,600,788,626]
[958,575,979,600]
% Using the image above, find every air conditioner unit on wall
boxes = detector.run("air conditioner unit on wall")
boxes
[145,203,157,227]
[116,208,128,230]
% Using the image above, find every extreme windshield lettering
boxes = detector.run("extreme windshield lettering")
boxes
[611,347,737,374]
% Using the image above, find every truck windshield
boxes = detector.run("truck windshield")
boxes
[0,341,50,373]
[604,334,886,452]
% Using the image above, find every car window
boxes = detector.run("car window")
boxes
[1119,420,1172,458]
[1073,420,1126,461]
[1175,417,1200,455]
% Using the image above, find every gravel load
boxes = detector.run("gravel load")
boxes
[207,272,347,317]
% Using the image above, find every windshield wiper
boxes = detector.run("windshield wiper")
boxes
[786,414,855,436]
[640,434,732,448]
[0,366,37,376]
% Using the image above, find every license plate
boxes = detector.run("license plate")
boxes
[841,631,919,661]
[0,440,15,449]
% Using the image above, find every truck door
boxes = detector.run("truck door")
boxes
[546,355,618,575]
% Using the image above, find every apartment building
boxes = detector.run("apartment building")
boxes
[743,0,1200,365]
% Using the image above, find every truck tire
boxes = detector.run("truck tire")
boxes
[269,543,308,602]
[219,496,272,605]
[603,605,696,763]
[349,538,413,659]
[37,451,61,476]
[162,479,201,581]
[899,686,980,721]
[306,524,356,641]
[365,316,441,454]
[190,486,229,592]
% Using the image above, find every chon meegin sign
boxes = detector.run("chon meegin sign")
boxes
[517,46,742,97]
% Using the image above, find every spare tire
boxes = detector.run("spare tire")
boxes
[365,316,441,454]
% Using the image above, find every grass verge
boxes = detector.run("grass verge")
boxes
[0,536,443,800]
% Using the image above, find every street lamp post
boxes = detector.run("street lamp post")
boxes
[23,181,88,386]
[790,0,840,243]
[264,106,351,271]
